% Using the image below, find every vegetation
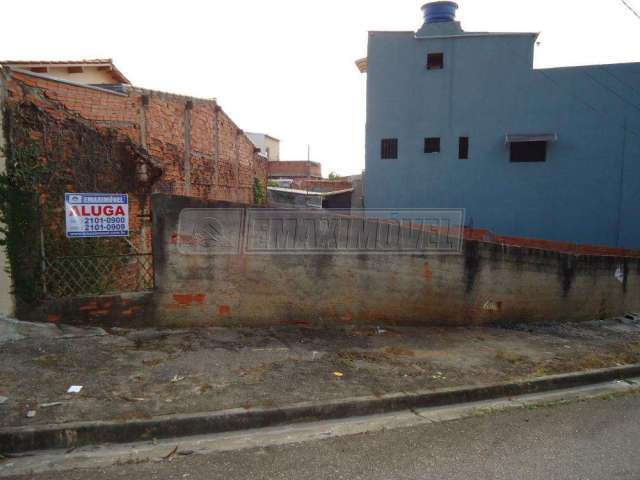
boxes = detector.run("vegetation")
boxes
[0,131,45,305]
[0,102,151,306]
[253,177,266,205]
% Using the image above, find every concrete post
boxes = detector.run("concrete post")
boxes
[214,105,220,188]
[139,95,150,253]
[183,101,192,196]
[0,69,16,316]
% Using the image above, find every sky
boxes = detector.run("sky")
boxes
[2,0,640,176]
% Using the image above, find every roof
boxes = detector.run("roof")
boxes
[1,66,129,97]
[414,31,539,40]
[320,188,354,197]
[1,58,112,65]
[0,58,130,84]
[267,187,354,197]
[268,187,323,196]
[355,57,368,73]
[246,132,280,142]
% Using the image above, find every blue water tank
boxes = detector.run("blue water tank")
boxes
[421,1,458,23]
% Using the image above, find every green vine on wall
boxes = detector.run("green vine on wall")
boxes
[0,111,45,305]
[0,101,155,306]
[253,177,266,205]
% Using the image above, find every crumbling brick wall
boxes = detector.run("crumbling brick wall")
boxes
[0,67,267,314]
[1,68,268,255]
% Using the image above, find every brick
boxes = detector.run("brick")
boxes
[4,72,268,264]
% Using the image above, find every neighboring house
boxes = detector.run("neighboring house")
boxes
[267,187,323,208]
[0,59,129,91]
[321,189,355,209]
[268,160,322,180]
[246,133,323,180]
[359,1,640,249]
[266,186,353,209]
[246,132,280,161]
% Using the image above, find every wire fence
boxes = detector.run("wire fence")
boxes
[43,254,154,298]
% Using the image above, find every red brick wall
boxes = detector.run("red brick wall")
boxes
[268,161,321,179]
[3,70,268,254]
[5,71,267,207]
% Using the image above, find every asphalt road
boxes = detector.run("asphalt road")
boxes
[7,393,640,480]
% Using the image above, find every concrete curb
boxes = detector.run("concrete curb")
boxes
[3,364,640,453]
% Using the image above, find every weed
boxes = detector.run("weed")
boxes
[495,351,529,365]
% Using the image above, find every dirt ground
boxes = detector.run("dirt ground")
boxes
[1,314,640,428]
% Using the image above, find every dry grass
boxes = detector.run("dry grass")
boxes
[384,346,416,357]
[495,350,530,365]
[33,353,68,368]
[337,350,390,363]
[531,343,640,377]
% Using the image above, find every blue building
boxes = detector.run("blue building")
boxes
[359,2,640,249]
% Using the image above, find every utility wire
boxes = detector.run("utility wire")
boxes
[599,66,640,102]
[619,0,640,21]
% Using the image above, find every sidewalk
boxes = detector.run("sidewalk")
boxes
[2,314,640,431]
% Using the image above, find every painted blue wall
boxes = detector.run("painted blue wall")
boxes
[364,25,640,249]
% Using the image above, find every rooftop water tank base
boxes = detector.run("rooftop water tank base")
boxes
[421,1,459,23]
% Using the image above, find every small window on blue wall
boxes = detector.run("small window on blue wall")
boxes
[510,141,546,162]
[426,53,444,70]
[459,137,469,159]
[424,137,440,153]
[381,138,398,159]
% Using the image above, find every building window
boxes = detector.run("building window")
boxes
[381,138,398,159]
[424,137,441,154]
[426,53,444,70]
[458,137,469,159]
[510,141,547,162]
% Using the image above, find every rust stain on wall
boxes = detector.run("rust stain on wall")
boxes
[423,261,433,281]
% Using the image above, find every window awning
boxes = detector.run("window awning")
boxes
[505,133,558,145]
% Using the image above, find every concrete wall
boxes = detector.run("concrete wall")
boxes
[351,174,364,208]
[364,23,640,249]
[150,194,640,327]
[0,69,15,316]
